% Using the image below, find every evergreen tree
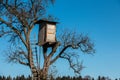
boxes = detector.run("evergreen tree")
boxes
[6,76,12,80]
[98,76,101,80]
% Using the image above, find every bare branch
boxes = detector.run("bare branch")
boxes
[17,58,29,66]
[5,46,29,66]
[48,42,60,58]
[50,45,72,64]
[60,53,85,74]
[0,18,27,47]
[51,30,95,65]
[0,30,12,37]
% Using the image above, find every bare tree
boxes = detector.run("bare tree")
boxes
[0,0,95,80]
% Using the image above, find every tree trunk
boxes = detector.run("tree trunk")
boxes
[29,54,37,80]
[41,57,50,80]
[29,50,50,80]
[30,63,49,80]
[31,70,41,80]
[29,51,41,80]
[27,45,39,80]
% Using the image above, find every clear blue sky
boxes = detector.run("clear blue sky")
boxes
[0,0,120,79]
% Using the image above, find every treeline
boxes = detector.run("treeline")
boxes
[0,75,119,80]
[0,75,31,80]
[55,76,119,80]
